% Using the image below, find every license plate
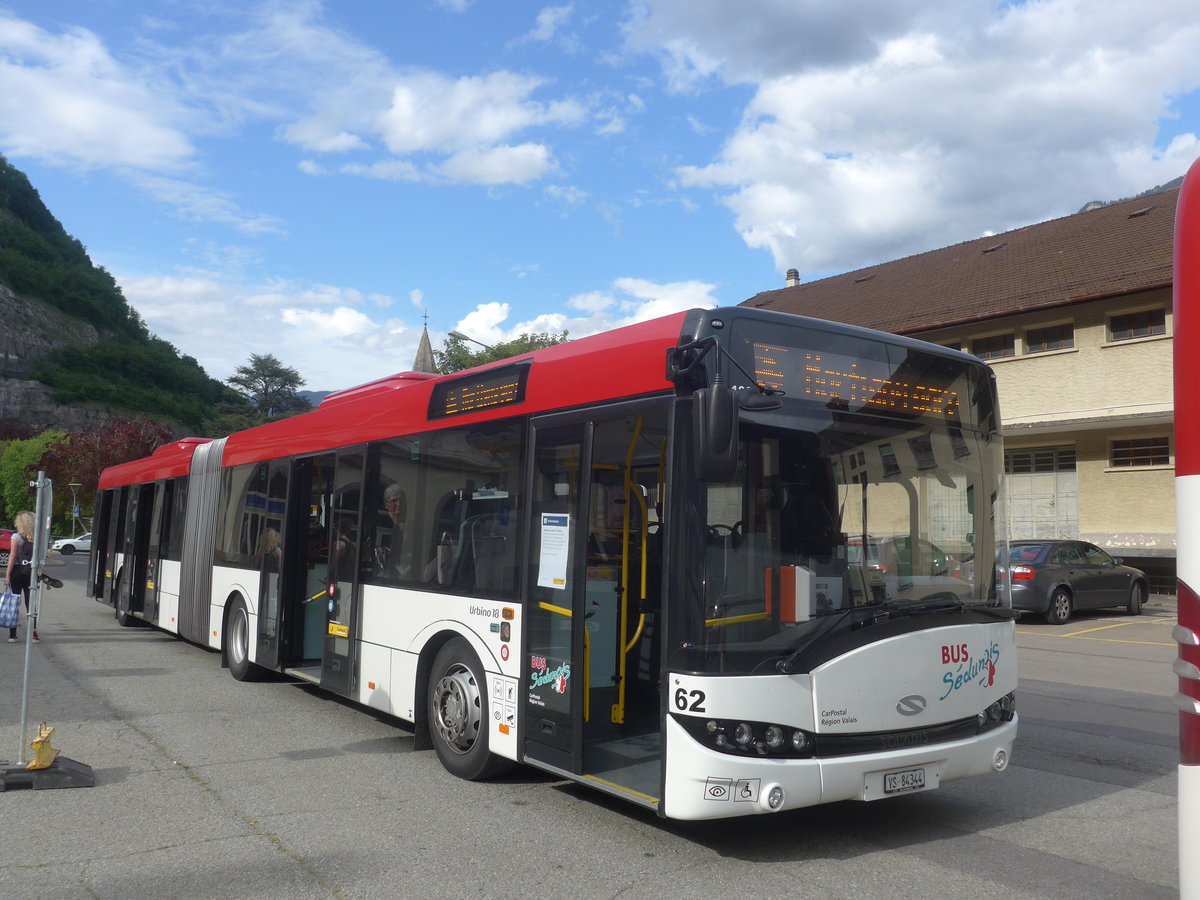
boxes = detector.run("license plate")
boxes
[883,767,926,794]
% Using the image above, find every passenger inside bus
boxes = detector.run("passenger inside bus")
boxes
[371,483,408,580]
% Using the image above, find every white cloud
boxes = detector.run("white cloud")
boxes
[623,0,953,91]
[281,306,374,337]
[438,143,557,185]
[660,0,1200,272]
[339,159,423,181]
[119,272,420,390]
[410,289,425,308]
[545,183,588,206]
[510,5,576,48]
[454,277,718,346]
[376,71,585,155]
[0,13,196,171]
[133,175,286,235]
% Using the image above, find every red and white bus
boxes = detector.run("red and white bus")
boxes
[89,305,1017,820]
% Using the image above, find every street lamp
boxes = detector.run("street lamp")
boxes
[448,330,493,350]
[69,482,82,538]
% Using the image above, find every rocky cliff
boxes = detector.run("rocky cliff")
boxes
[0,281,114,430]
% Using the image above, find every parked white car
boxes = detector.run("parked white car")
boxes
[51,533,92,555]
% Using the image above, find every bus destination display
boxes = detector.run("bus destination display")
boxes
[753,343,961,419]
[428,363,529,419]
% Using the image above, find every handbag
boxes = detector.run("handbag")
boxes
[0,590,19,629]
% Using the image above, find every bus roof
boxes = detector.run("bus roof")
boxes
[218,310,689,469]
[98,437,212,489]
[97,304,995,487]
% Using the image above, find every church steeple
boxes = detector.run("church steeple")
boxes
[411,311,437,374]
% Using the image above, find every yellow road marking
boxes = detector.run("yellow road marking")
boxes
[1016,629,1175,647]
[1061,622,1138,637]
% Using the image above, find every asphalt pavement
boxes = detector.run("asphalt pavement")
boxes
[0,555,1184,899]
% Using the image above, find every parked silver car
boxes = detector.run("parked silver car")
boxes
[1001,540,1146,624]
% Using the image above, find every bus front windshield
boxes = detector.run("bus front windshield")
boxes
[670,409,1006,676]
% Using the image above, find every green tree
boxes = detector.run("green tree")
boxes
[38,418,175,527]
[0,430,66,524]
[226,353,312,422]
[434,330,569,374]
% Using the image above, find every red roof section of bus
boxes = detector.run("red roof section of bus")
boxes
[98,437,212,489]
[220,311,689,469]
[317,371,440,409]
[1176,158,1200,478]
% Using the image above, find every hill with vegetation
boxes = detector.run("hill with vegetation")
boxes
[0,154,241,434]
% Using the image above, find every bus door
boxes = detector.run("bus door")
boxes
[252,460,291,671]
[323,449,366,696]
[523,401,667,805]
[100,487,127,607]
[277,453,340,680]
[143,481,168,624]
[116,482,154,625]
[89,489,113,601]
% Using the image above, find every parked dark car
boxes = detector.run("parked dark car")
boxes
[1002,540,1147,624]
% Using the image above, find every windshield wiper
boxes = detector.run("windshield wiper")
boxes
[776,607,875,674]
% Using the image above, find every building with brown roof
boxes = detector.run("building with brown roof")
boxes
[743,189,1178,593]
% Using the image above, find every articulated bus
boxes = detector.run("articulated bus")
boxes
[89,305,1017,820]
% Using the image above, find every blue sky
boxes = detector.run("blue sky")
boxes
[2,0,1199,391]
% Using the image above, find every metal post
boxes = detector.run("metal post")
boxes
[1173,156,1200,900]
[69,482,82,538]
[16,472,52,765]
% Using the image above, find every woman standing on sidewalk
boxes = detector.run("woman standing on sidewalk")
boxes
[5,510,38,643]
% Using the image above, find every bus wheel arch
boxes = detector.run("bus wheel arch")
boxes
[224,593,264,681]
[426,635,511,781]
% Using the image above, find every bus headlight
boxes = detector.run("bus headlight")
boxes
[672,715,815,758]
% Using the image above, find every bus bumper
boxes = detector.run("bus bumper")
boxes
[661,714,1017,820]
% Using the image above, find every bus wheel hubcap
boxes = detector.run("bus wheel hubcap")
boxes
[434,665,479,753]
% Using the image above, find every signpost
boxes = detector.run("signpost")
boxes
[0,472,94,789]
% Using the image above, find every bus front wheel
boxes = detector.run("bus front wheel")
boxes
[428,638,511,781]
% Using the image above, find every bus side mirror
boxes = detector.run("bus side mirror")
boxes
[693,384,738,482]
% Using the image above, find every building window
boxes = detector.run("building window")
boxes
[908,434,936,470]
[1109,309,1166,341]
[1006,446,1076,474]
[1110,437,1170,468]
[971,334,1014,360]
[1026,323,1074,353]
[878,443,900,477]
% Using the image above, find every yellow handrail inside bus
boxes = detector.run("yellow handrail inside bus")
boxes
[705,611,769,628]
[613,415,648,726]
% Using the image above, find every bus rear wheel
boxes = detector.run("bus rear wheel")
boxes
[226,597,264,682]
[114,571,137,628]
[428,638,511,781]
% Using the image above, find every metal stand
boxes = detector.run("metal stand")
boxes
[0,757,95,791]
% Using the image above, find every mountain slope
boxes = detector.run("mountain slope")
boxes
[0,155,236,432]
